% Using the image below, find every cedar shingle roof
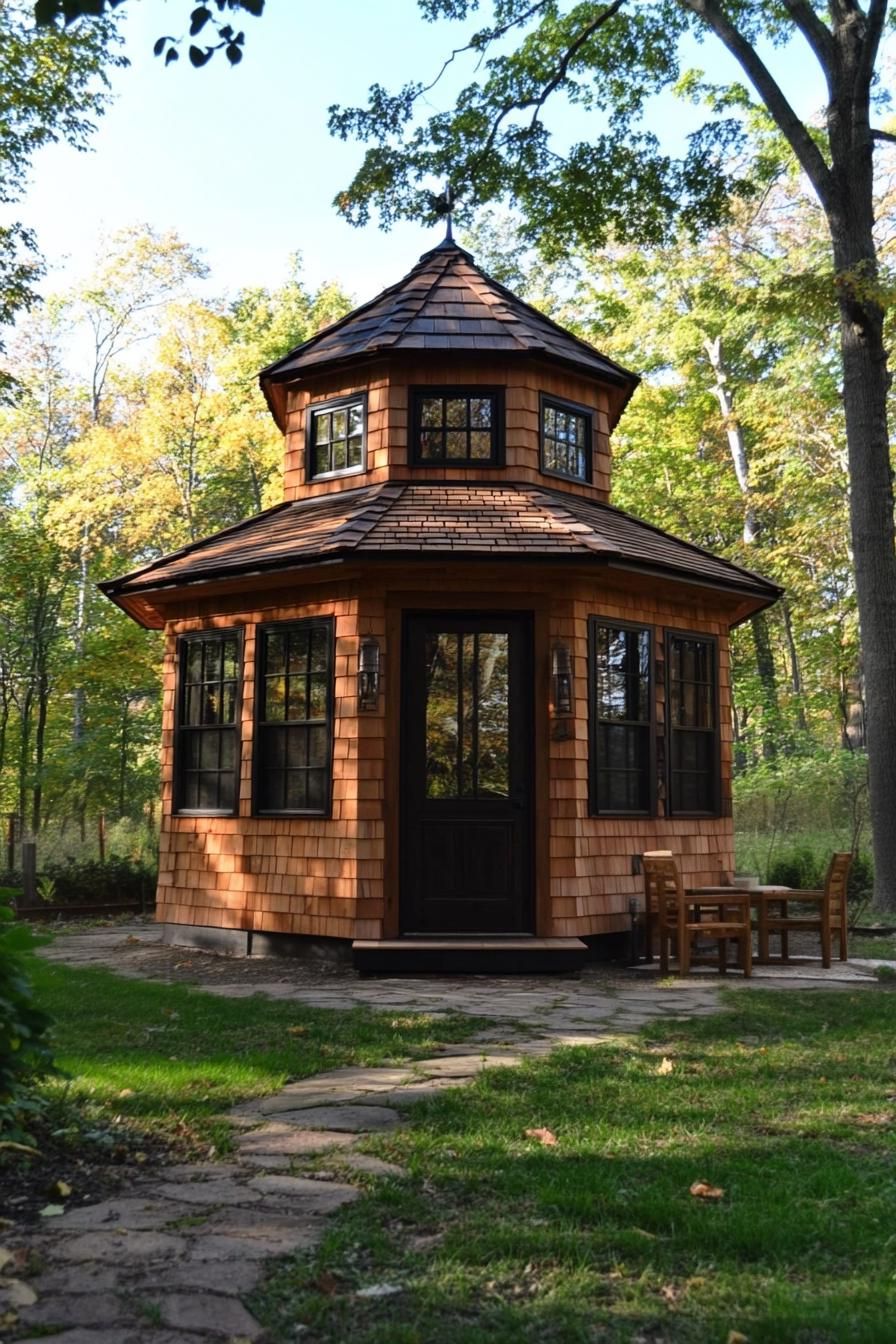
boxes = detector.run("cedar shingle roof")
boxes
[101,482,781,620]
[259,240,639,428]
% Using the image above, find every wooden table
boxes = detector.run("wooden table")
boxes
[687,885,802,964]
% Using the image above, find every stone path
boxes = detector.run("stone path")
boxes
[3,924,888,1342]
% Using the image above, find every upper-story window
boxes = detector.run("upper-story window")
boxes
[175,630,241,815]
[410,388,503,466]
[307,394,366,480]
[541,395,592,483]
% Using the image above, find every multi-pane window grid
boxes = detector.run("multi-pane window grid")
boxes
[311,400,364,477]
[415,392,497,464]
[256,622,331,814]
[543,401,589,480]
[177,633,239,812]
[668,636,716,813]
[593,624,651,813]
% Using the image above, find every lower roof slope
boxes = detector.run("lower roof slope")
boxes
[101,482,782,626]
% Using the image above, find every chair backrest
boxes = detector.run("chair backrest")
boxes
[824,851,852,918]
[642,852,682,922]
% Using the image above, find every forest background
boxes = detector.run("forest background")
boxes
[1,4,894,901]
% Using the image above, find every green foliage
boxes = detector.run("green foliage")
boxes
[0,857,156,907]
[0,905,55,1140]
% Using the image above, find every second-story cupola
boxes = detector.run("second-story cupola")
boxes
[255,238,639,504]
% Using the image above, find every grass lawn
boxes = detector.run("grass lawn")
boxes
[257,988,896,1344]
[25,957,487,1152]
[849,934,896,960]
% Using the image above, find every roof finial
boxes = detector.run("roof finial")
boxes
[443,180,454,244]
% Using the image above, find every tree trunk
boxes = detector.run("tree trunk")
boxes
[750,612,779,760]
[704,334,759,543]
[780,599,808,734]
[32,667,49,833]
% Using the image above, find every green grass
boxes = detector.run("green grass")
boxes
[850,934,896,960]
[26,958,488,1151]
[256,989,896,1343]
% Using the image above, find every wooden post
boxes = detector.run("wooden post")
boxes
[98,811,106,864]
[22,842,37,905]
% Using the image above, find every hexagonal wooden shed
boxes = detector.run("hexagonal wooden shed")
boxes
[101,237,781,972]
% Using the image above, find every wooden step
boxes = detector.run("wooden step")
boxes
[351,937,588,976]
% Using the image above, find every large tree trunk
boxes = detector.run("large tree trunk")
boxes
[750,612,779,760]
[836,283,896,904]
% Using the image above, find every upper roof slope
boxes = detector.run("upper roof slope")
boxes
[260,238,639,429]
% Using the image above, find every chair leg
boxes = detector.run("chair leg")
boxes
[659,927,669,976]
[840,916,848,961]
[644,909,654,963]
[718,937,727,973]
[780,928,789,962]
[679,929,690,977]
[742,928,752,977]
[821,918,831,970]
[758,905,770,964]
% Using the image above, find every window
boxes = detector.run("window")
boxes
[307,395,365,479]
[666,633,719,815]
[590,621,653,814]
[411,388,502,465]
[541,395,592,482]
[254,620,333,815]
[175,631,241,813]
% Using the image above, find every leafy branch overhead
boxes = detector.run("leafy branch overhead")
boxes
[33,0,264,66]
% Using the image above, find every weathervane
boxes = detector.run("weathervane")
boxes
[431,180,455,244]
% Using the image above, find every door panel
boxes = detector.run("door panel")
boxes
[401,614,533,934]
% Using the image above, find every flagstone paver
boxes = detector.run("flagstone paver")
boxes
[8,922,891,1342]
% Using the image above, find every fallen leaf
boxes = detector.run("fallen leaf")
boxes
[5,1280,37,1308]
[727,1332,749,1344]
[117,1088,135,1099]
[657,1057,674,1075]
[660,1283,680,1304]
[51,1180,72,1198]
[134,1152,148,1165]
[689,1180,724,1201]
[524,1127,558,1147]
[39,1204,65,1218]
[356,1283,403,1299]
[0,1141,39,1158]
[314,1270,340,1296]
[287,1026,307,1037]
[855,1112,893,1127]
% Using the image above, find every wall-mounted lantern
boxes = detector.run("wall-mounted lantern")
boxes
[551,642,573,737]
[358,637,381,711]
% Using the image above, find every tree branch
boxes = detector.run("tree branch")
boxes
[779,0,835,87]
[680,0,834,209]
[470,0,626,170]
[871,127,896,145]
[855,0,889,102]
[419,1,551,95]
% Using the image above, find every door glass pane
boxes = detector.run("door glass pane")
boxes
[424,629,510,799]
[425,633,459,798]
[475,633,509,797]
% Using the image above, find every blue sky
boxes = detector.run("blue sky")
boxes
[18,0,831,308]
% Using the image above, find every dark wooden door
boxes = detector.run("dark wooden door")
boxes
[400,614,534,935]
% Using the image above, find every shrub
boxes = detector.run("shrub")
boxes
[767,846,826,891]
[0,906,55,1141]
[42,857,155,906]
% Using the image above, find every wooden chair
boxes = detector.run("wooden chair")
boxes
[641,849,674,964]
[757,851,852,968]
[642,853,752,977]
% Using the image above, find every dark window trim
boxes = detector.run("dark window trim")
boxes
[664,628,722,818]
[409,386,505,467]
[588,617,656,817]
[252,617,335,818]
[305,391,368,483]
[539,391,594,484]
[174,627,243,818]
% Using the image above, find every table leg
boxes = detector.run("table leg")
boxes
[758,899,770,964]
